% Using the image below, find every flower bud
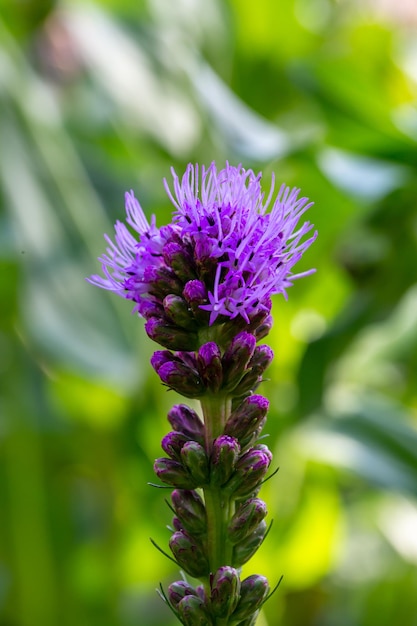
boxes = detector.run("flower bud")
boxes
[249,345,274,374]
[169,530,209,578]
[232,520,267,567]
[160,431,190,461]
[232,373,263,396]
[218,318,250,346]
[253,443,273,465]
[197,342,223,392]
[168,404,205,443]
[228,498,268,544]
[210,436,241,486]
[150,350,174,373]
[171,489,207,535]
[163,242,196,283]
[222,332,256,391]
[210,566,241,618]
[145,317,198,351]
[225,447,271,498]
[177,594,213,626]
[183,279,207,304]
[153,457,195,489]
[231,574,270,621]
[181,441,210,486]
[233,345,274,395]
[162,294,196,330]
[137,299,164,320]
[183,280,209,322]
[194,237,213,262]
[144,265,184,299]
[224,396,269,449]
[253,314,273,341]
[194,239,218,283]
[168,580,198,610]
[247,298,272,328]
[172,516,183,531]
[177,350,199,369]
[158,360,205,398]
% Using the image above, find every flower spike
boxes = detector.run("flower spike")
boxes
[89,161,317,625]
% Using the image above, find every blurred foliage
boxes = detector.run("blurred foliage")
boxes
[1,0,417,625]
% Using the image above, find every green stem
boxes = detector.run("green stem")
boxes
[200,393,231,451]
[200,394,235,617]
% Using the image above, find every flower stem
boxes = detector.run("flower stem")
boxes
[200,393,231,451]
[203,486,233,573]
[200,394,234,587]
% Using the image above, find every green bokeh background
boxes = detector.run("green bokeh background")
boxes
[1,1,417,625]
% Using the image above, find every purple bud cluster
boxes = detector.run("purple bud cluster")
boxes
[154,395,271,493]
[167,568,269,625]
[151,331,273,398]
[154,389,273,620]
[151,322,275,624]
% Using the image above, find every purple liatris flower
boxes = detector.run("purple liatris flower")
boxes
[88,162,317,626]
[88,162,317,328]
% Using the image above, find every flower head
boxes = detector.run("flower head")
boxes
[88,162,317,328]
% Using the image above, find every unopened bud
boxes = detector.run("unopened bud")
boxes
[194,237,212,262]
[183,280,209,322]
[228,498,268,544]
[194,240,218,284]
[210,436,241,486]
[158,360,205,398]
[169,530,209,578]
[168,580,198,610]
[144,265,183,299]
[183,279,207,304]
[145,317,198,351]
[160,431,190,461]
[168,404,205,444]
[163,294,197,331]
[232,520,267,567]
[225,447,271,498]
[177,594,213,626]
[150,350,173,373]
[137,299,164,320]
[153,457,195,489]
[222,332,256,391]
[172,516,183,531]
[182,280,207,306]
[253,443,273,465]
[163,242,196,283]
[247,298,272,329]
[210,566,241,618]
[231,574,270,621]
[177,349,199,369]
[233,345,274,395]
[224,395,269,449]
[181,441,210,486]
[197,342,223,392]
[249,345,274,374]
[253,314,273,341]
[232,372,262,396]
[171,489,207,535]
